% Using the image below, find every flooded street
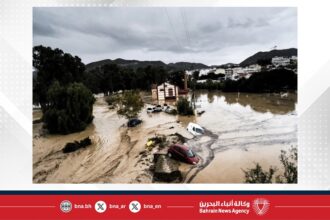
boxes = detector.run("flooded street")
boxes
[182,91,297,183]
[33,91,297,183]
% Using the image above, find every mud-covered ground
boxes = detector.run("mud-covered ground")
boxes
[33,91,297,183]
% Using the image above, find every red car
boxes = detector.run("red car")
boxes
[167,144,199,165]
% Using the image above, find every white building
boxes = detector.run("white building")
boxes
[224,67,244,80]
[290,56,298,64]
[199,68,215,77]
[272,56,291,67]
[225,68,234,80]
[152,82,179,101]
[196,79,219,83]
[215,68,225,75]
[245,64,261,73]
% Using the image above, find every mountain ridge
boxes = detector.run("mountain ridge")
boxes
[86,59,209,72]
[86,48,297,71]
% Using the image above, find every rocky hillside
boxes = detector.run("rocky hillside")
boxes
[240,48,297,67]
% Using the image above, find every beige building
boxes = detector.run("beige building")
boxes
[152,82,179,101]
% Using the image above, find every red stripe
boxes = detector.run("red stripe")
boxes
[0,195,329,219]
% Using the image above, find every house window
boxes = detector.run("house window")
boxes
[168,88,174,97]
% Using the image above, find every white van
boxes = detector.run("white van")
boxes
[187,122,205,136]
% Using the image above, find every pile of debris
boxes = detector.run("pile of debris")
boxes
[145,135,167,151]
[62,137,92,153]
[139,133,189,183]
[152,155,182,183]
[145,133,187,151]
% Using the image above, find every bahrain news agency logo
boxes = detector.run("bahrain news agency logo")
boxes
[60,200,72,213]
[253,198,270,216]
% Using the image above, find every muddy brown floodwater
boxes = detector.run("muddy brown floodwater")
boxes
[33,91,297,183]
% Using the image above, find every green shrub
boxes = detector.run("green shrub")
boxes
[176,97,194,116]
[243,163,277,183]
[105,94,120,106]
[242,146,297,183]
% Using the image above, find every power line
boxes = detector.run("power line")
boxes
[164,8,183,49]
[180,8,191,50]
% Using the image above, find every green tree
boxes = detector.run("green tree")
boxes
[102,64,120,95]
[33,45,95,134]
[168,71,185,89]
[117,91,144,119]
[33,45,85,110]
[192,70,199,81]
[44,82,95,134]
[83,69,103,94]
[176,97,194,116]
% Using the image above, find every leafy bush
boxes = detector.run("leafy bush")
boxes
[276,147,298,183]
[117,91,144,119]
[243,163,277,183]
[242,146,297,183]
[105,95,120,106]
[176,97,194,116]
[44,82,95,134]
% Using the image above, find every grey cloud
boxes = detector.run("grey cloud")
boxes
[227,17,254,29]
[33,7,297,65]
[33,20,57,37]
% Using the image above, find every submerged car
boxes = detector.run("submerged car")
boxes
[146,107,154,113]
[167,144,199,165]
[187,122,205,136]
[153,105,163,112]
[127,118,142,127]
[164,106,172,113]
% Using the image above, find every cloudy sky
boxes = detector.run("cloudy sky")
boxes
[33,7,297,65]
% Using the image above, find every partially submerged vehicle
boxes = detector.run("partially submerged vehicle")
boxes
[187,122,204,136]
[153,105,163,112]
[146,107,154,113]
[167,144,199,165]
[164,106,172,113]
[127,118,142,127]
